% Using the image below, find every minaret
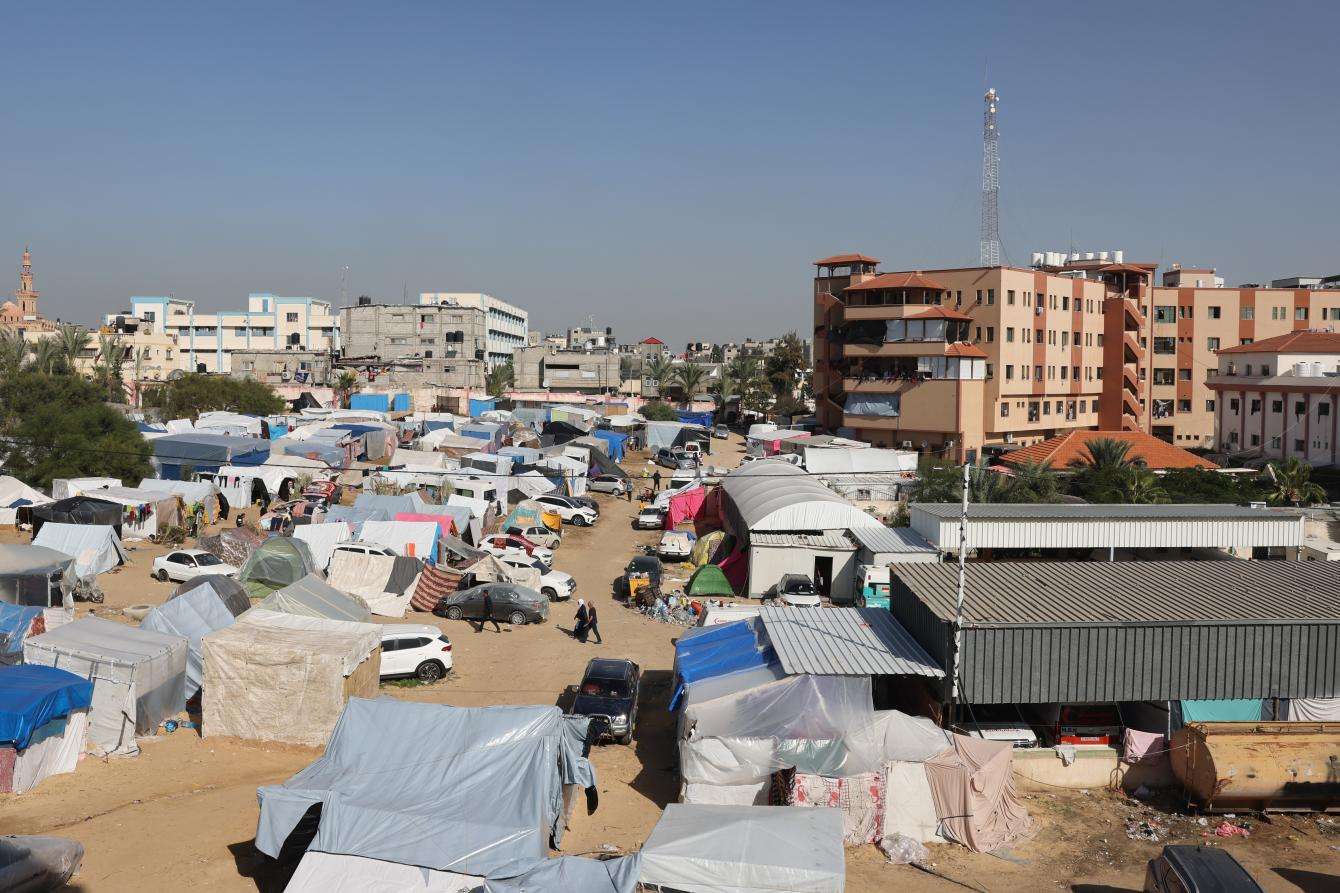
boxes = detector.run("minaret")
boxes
[16,247,39,317]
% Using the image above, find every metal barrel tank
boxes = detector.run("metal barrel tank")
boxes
[1171,721,1340,811]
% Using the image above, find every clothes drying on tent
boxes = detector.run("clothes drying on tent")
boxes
[31,524,127,580]
[237,536,320,600]
[0,665,93,794]
[139,586,240,701]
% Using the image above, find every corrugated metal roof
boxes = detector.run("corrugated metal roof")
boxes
[892,561,1340,624]
[912,503,1304,521]
[848,526,938,554]
[759,606,943,677]
[749,532,855,550]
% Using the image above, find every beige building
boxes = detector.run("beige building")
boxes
[339,300,488,389]
[229,349,332,387]
[514,344,621,394]
[418,292,528,368]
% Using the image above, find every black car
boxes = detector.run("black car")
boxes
[432,583,550,626]
[569,658,640,745]
[1144,845,1263,893]
[624,554,663,585]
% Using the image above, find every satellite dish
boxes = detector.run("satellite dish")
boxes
[168,369,185,381]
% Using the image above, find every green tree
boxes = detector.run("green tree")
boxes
[486,361,515,397]
[1008,460,1063,503]
[26,339,60,375]
[56,324,92,372]
[967,458,1011,503]
[672,364,709,405]
[1265,457,1327,507]
[334,370,360,408]
[1160,467,1255,504]
[0,372,152,489]
[94,334,127,402]
[770,392,808,420]
[763,332,807,397]
[909,458,963,503]
[0,329,27,376]
[142,374,285,420]
[1068,437,1138,503]
[645,355,674,398]
[710,372,738,410]
[640,401,679,422]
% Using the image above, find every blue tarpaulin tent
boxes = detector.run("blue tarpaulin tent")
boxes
[468,397,497,417]
[0,603,43,666]
[676,410,714,428]
[669,618,777,710]
[592,429,629,462]
[0,665,94,750]
[151,434,270,480]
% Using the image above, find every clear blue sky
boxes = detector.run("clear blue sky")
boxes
[3,2,1337,344]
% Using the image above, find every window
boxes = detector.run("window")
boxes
[1062,295,1070,310]
[1206,337,1220,351]
[1207,306,1221,319]
[1294,400,1306,415]
[987,289,995,305]
[1043,401,1051,415]
[974,326,982,341]
[1271,306,1285,320]
[1034,364,1042,381]
[1072,365,1079,380]
[1230,431,1240,444]
[1329,308,1340,321]
[286,312,300,323]
[1295,439,1306,452]
[1152,337,1176,354]
[985,363,993,378]
[1178,399,1191,412]
[1006,327,1015,342]
[1061,366,1068,380]
[986,326,995,342]
[975,290,983,304]
[1178,368,1192,381]
[1244,364,1253,376]
[1250,433,1261,446]
[1061,331,1069,347]
[1000,402,1009,417]
[1241,306,1254,320]
[1007,289,1016,305]
[1205,399,1215,412]
[1035,328,1043,343]
[1229,398,1240,412]
[1271,399,1283,413]
[1097,333,1104,347]
[1022,365,1031,380]
[1250,398,1261,414]
[1296,306,1308,320]
[1028,401,1040,421]
[1271,435,1281,449]
[1005,364,1014,380]
[1153,368,1174,385]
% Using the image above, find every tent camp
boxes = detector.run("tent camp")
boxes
[139,585,241,701]
[150,432,269,480]
[198,526,266,567]
[639,804,845,893]
[292,521,355,571]
[236,536,320,600]
[31,524,127,580]
[0,603,45,665]
[167,575,251,617]
[359,520,440,563]
[50,477,120,499]
[30,496,122,538]
[201,609,380,746]
[255,700,606,880]
[325,552,422,618]
[0,545,75,609]
[85,487,183,541]
[686,564,734,598]
[137,478,221,524]
[0,476,50,526]
[0,665,93,793]
[24,617,187,757]
[258,574,373,624]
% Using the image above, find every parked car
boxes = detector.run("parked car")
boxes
[497,554,576,601]
[1026,703,1124,747]
[657,530,695,561]
[534,495,599,527]
[502,523,561,550]
[331,541,398,561]
[432,583,550,626]
[568,658,641,745]
[713,424,729,439]
[655,448,696,470]
[1144,846,1264,893]
[950,706,1039,748]
[481,533,554,569]
[634,506,667,530]
[588,474,631,496]
[763,573,821,608]
[379,624,452,682]
[624,555,664,588]
[152,549,237,583]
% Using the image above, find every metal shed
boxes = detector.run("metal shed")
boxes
[890,561,1340,705]
[909,503,1304,553]
[759,606,941,678]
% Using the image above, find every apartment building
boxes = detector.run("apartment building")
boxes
[813,253,1148,461]
[418,292,528,368]
[513,344,621,394]
[339,300,489,389]
[1208,330,1340,466]
[109,294,339,374]
[229,349,332,387]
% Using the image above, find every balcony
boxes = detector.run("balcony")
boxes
[1122,390,1141,416]
[1122,365,1140,392]
[1122,412,1140,431]
[1123,298,1145,327]
[1122,331,1142,360]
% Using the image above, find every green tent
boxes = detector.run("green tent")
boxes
[686,564,734,598]
[237,536,318,600]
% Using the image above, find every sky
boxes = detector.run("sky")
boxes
[3,2,1338,345]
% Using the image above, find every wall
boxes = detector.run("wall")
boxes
[746,544,857,600]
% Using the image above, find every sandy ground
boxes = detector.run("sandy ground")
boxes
[2,433,1337,891]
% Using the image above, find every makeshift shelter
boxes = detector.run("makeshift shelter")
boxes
[923,735,1032,853]
[396,511,458,540]
[440,499,485,544]
[201,609,380,747]
[23,617,187,757]
[541,420,586,445]
[30,496,122,538]
[137,478,221,524]
[237,536,320,600]
[639,804,844,893]
[665,486,709,530]
[0,603,45,665]
[0,665,93,793]
[292,521,355,571]
[0,476,50,526]
[255,700,601,878]
[150,432,269,480]
[50,477,120,499]
[139,585,240,701]
[0,545,75,609]
[31,524,127,580]
[591,429,629,462]
[326,552,422,619]
[167,575,251,617]
[198,526,266,567]
[272,435,347,467]
[360,520,440,563]
[258,574,373,623]
[83,486,181,541]
[675,409,714,428]
[689,530,729,567]
[686,564,735,598]
[209,464,299,507]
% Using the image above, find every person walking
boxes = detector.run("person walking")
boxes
[623,480,633,501]
[652,470,662,491]
[573,599,589,643]
[586,601,603,645]
[476,588,501,633]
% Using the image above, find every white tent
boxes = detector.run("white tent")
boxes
[0,476,51,525]
[390,448,449,469]
[31,524,128,579]
[604,413,643,429]
[50,478,120,500]
[359,520,439,561]
[285,852,480,893]
[195,411,264,437]
[721,464,882,533]
[137,477,221,520]
[292,521,354,571]
[87,486,180,541]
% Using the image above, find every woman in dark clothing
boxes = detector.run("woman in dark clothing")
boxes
[574,599,589,643]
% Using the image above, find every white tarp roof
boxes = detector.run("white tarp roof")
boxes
[511,471,556,499]
[605,413,643,428]
[140,584,238,699]
[292,522,354,571]
[137,477,220,504]
[0,475,50,509]
[722,464,882,532]
[51,477,121,499]
[258,574,373,623]
[267,453,328,470]
[216,465,296,494]
[639,804,845,893]
[285,852,480,893]
[803,447,917,476]
[90,486,174,507]
[31,523,128,579]
[359,520,439,559]
[418,429,484,451]
[390,448,448,469]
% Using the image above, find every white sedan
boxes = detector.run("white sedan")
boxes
[152,549,237,583]
[534,495,599,527]
[380,624,453,682]
[480,535,554,570]
[498,554,577,601]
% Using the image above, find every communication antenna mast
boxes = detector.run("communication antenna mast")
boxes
[979,88,1001,267]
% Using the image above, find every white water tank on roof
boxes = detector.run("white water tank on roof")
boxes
[1113,250,1124,263]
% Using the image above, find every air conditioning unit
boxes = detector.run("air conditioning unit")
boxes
[901,440,914,450]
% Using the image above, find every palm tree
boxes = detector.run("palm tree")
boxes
[673,364,709,406]
[1009,459,1062,503]
[1077,437,1133,472]
[1119,467,1169,504]
[95,334,126,400]
[334,370,360,408]
[131,346,151,408]
[56,324,92,373]
[26,339,60,375]
[711,372,738,410]
[645,355,674,398]
[0,329,27,375]
[968,459,1011,503]
[1266,457,1327,507]
[485,361,514,397]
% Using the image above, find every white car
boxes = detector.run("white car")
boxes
[331,541,398,561]
[588,474,631,496]
[379,624,452,682]
[152,549,237,583]
[503,524,561,550]
[657,530,695,561]
[498,554,577,601]
[634,507,666,530]
[535,495,599,527]
[480,534,554,570]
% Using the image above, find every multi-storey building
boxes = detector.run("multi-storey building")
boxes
[513,344,621,394]
[1208,330,1340,466]
[228,349,333,387]
[339,300,489,389]
[108,293,339,374]
[418,292,528,368]
[813,253,1149,461]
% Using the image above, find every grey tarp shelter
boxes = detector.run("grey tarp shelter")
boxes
[0,544,76,609]
[258,574,373,623]
[167,575,251,617]
[140,585,239,701]
[639,804,845,893]
[256,699,599,878]
[23,617,187,756]
[238,536,319,600]
[31,523,128,579]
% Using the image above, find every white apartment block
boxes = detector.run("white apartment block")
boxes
[419,292,528,368]
[110,293,340,374]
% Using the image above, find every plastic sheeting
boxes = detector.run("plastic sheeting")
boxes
[670,619,776,710]
[326,552,420,618]
[29,496,122,538]
[1282,697,1340,721]
[843,395,901,417]
[140,587,239,700]
[923,735,1031,853]
[360,520,440,563]
[201,609,380,747]
[286,852,481,893]
[0,603,43,665]
[639,804,845,893]
[0,475,50,525]
[259,574,373,623]
[665,486,708,530]
[255,699,597,877]
[168,574,251,617]
[591,429,628,462]
[24,617,187,757]
[0,665,93,750]
[1180,699,1268,722]
[31,524,127,579]
[1,711,89,794]
[292,521,355,571]
[238,537,319,599]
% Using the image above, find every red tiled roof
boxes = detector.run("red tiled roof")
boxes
[639,337,665,345]
[1001,430,1217,471]
[1217,330,1340,355]
[814,253,880,266]
[1098,262,1155,274]
[907,306,974,322]
[843,271,948,292]
[944,343,987,358]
